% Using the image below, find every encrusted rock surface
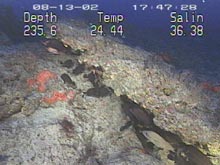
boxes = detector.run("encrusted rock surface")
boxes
[0,33,163,164]
[0,19,219,164]
[55,21,220,164]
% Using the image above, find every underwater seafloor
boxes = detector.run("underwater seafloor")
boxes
[0,19,220,165]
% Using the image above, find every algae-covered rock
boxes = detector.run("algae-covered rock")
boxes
[0,96,24,120]
[54,21,220,164]
[162,88,174,96]
[203,142,220,165]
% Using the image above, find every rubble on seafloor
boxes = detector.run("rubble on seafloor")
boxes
[0,19,219,165]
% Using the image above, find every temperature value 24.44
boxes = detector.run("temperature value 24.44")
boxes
[90,24,124,37]
[170,24,204,37]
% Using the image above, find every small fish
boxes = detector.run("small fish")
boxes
[47,47,59,54]
[72,63,86,75]
[61,73,77,89]
[61,59,75,68]
[84,86,113,98]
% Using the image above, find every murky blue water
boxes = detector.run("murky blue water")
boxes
[0,0,220,82]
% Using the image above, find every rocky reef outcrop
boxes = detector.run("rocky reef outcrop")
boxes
[55,20,220,164]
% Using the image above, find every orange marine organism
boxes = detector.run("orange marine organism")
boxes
[200,82,220,93]
[27,70,57,92]
[42,90,75,104]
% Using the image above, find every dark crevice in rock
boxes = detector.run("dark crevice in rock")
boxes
[76,58,213,164]
[120,95,155,129]
[120,95,213,165]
